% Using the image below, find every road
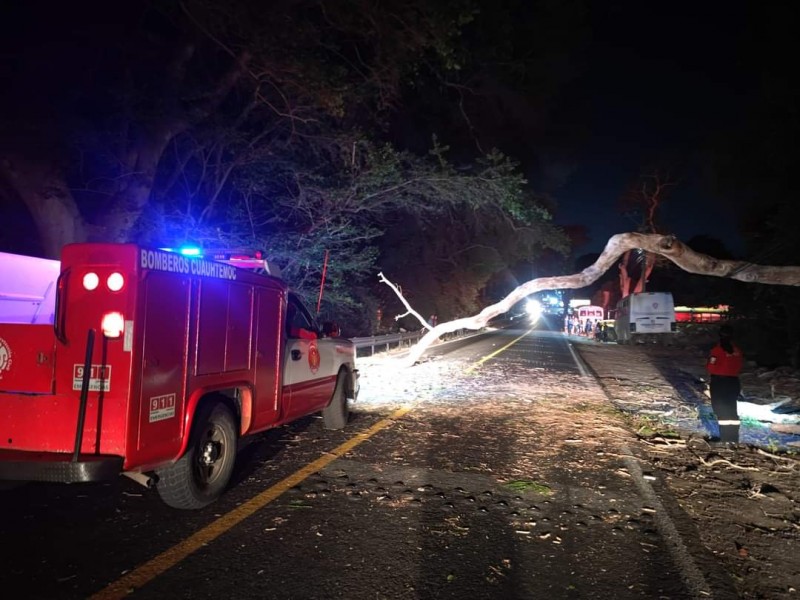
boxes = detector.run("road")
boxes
[0,321,711,599]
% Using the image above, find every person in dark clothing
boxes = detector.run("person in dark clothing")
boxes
[706,325,744,443]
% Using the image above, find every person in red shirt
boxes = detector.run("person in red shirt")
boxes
[706,325,744,444]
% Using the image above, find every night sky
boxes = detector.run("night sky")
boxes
[545,1,759,254]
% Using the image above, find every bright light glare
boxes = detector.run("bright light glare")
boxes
[525,300,543,322]
[179,246,201,256]
[101,311,125,338]
[107,272,125,292]
[82,272,99,291]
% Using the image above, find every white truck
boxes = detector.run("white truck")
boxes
[614,292,676,344]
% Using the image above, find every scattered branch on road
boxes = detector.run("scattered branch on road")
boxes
[754,448,800,470]
[642,436,687,448]
[694,455,761,472]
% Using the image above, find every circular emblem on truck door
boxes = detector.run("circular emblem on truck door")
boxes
[308,342,321,374]
[0,337,12,375]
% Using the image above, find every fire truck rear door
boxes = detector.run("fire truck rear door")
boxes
[137,272,190,459]
[251,286,282,429]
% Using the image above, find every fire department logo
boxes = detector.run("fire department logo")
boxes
[0,337,11,376]
[308,342,321,374]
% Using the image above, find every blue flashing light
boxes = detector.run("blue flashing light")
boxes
[179,246,202,256]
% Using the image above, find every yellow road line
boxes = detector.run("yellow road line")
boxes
[465,327,535,374]
[91,405,413,600]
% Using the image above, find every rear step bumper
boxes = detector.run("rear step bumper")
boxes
[0,450,123,483]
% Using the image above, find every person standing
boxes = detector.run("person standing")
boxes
[706,325,744,444]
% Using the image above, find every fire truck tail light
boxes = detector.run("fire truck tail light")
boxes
[102,312,125,338]
[107,272,125,292]
[83,272,100,291]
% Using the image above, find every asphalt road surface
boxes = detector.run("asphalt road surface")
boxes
[0,321,710,599]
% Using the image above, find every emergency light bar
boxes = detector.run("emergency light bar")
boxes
[159,247,280,277]
[208,250,266,270]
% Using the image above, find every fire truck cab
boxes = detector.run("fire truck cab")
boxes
[0,244,358,509]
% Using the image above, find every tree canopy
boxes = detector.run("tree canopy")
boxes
[0,0,570,331]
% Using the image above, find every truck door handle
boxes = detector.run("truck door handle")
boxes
[54,268,70,344]
[291,349,302,361]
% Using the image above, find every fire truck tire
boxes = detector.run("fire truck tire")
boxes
[322,372,349,430]
[155,402,238,510]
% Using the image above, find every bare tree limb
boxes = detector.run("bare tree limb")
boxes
[378,271,431,330]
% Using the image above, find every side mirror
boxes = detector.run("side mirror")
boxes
[322,321,341,338]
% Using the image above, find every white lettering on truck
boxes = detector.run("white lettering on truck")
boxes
[149,393,176,422]
[72,364,112,392]
[139,249,237,280]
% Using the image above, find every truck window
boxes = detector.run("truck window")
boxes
[286,295,317,339]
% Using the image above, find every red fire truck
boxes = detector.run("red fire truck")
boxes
[0,244,358,509]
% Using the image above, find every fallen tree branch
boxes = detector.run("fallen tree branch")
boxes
[397,233,800,366]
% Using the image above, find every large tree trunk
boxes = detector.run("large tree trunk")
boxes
[403,233,800,365]
[98,49,251,243]
[0,155,87,258]
[99,121,186,243]
[632,252,655,293]
[618,250,632,297]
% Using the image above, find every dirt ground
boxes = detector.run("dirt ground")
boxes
[573,339,800,599]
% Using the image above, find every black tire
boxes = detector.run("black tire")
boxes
[156,402,237,510]
[322,372,349,430]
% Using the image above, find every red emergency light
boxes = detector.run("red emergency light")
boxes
[101,311,125,338]
[107,272,125,292]
[82,271,126,292]
[83,272,100,291]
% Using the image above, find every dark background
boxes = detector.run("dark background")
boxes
[1,0,799,363]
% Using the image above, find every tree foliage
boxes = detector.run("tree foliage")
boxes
[0,0,571,333]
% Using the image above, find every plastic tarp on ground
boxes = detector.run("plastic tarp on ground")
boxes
[650,376,799,452]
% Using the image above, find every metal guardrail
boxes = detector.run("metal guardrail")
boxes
[351,329,475,357]
[351,331,423,356]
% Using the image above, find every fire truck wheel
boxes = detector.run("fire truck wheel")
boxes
[322,372,349,430]
[156,402,238,509]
